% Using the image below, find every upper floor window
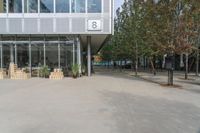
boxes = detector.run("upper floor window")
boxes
[9,0,22,13]
[88,0,101,13]
[1,0,103,14]
[72,0,85,13]
[0,0,6,13]
[24,0,38,13]
[40,0,53,13]
[56,0,69,13]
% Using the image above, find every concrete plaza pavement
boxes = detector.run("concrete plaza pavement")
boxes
[0,72,200,133]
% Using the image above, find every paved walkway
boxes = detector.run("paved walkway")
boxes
[0,72,200,133]
[130,71,200,84]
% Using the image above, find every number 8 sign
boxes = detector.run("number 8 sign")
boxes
[88,20,101,31]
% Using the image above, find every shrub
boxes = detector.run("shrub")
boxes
[72,64,79,78]
[39,66,50,78]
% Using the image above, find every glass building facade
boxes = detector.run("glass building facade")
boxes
[40,0,54,13]
[88,0,101,13]
[72,0,85,13]
[1,0,102,13]
[0,0,113,78]
[56,0,70,13]
[9,0,22,13]
[24,0,38,13]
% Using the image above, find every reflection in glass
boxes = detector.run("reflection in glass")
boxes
[40,0,53,13]
[88,0,101,13]
[72,0,85,13]
[9,0,22,13]
[24,0,38,13]
[56,0,69,13]
[0,0,6,13]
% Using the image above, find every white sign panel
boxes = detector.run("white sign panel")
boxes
[88,20,101,31]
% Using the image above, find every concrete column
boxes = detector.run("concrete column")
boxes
[87,36,91,76]
[29,42,32,77]
[58,43,61,69]
[0,44,3,69]
[14,44,17,65]
[10,44,14,63]
[43,43,46,66]
[76,37,82,75]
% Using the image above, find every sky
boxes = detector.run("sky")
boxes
[115,0,124,11]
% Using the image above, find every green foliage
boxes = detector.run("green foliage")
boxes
[100,0,200,62]
[39,66,50,78]
[72,64,79,78]
[100,43,113,61]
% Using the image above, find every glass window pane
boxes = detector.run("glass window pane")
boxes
[24,0,38,13]
[88,0,101,13]
[40,0,53,13]
[9,0,22,13]
[72,0,85,13]
[0,0,6,13]
[56,0,69,13]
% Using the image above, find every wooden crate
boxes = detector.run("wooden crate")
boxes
[11,70,30,80]
[9,63,30,80]
[49,69,64,80]
[9,63,17,78]
[0,69,7,79]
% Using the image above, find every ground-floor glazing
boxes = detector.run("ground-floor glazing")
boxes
[0,35,85,77]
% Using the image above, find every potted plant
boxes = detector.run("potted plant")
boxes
[72,64,79,78]
[39,66,50,78]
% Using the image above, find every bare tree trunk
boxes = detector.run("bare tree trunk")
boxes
[196,30,200,76]
[167,70,173,86]
[150,58,156,75]
[180,54,184,69]
[185,53,189,80]
[188,58,194,72]
[135,42,138,76]
[196,50,199,76]
[196,34,200,76]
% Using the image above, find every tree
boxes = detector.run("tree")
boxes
[101,0,200,84]
[175,0,200,79]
